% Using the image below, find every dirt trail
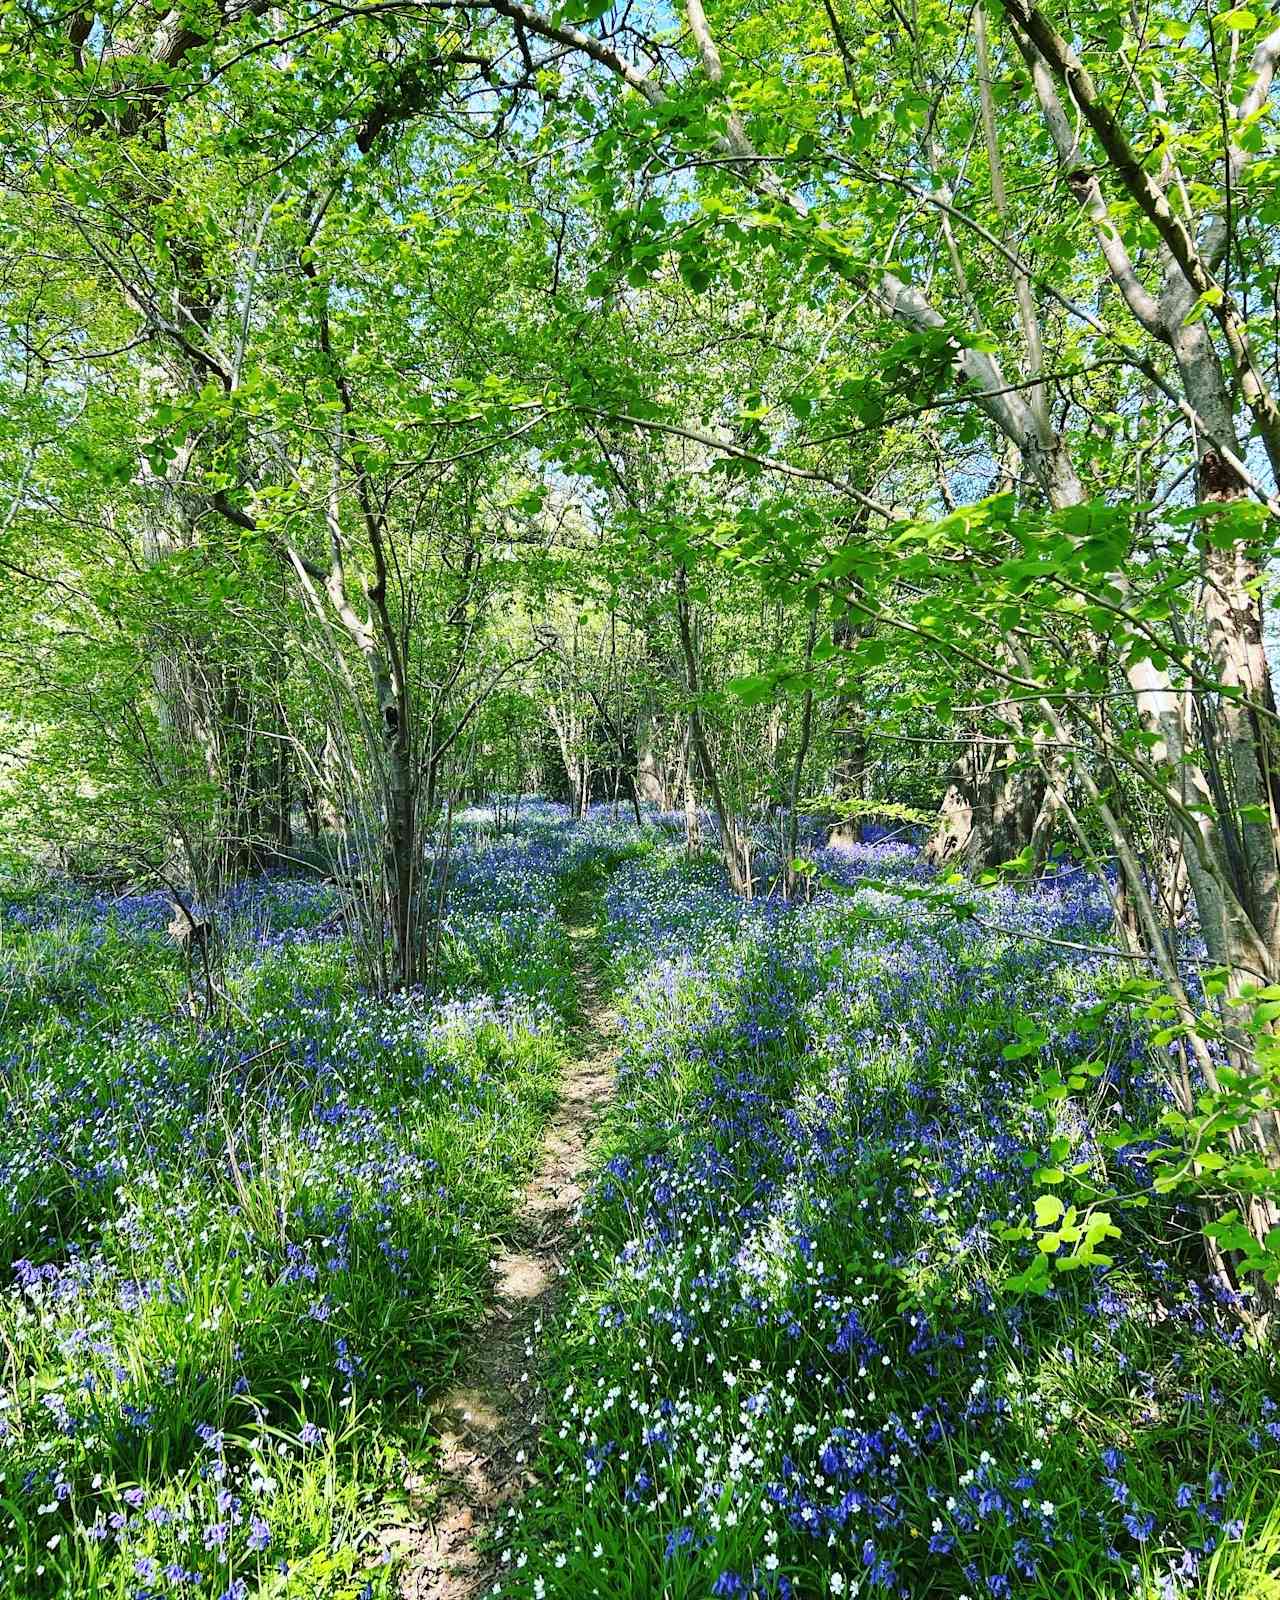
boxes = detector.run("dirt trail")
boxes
[398,896,616,1600]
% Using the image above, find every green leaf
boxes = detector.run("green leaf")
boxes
[1006,1254,1052,1295]
[1183,286,1225,325]
[728,673,780,706]
[1204,1216,1257,1253]
[1002,1030,1047,1060]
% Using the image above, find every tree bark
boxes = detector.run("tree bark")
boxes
[827,611,869,846]
[636,701,665,808]
[675,567,752,896]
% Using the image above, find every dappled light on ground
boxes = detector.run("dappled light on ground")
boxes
[1,807,1275,1600]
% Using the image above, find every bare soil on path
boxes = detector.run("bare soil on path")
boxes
[397,897,616,1600]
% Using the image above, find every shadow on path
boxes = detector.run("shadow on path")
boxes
[397,895,616,1599]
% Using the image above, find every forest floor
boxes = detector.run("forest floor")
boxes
[399,885,617,1600]
[2,811,1275,1600]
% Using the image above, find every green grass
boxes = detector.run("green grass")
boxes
[0,831,602,1598]
[492,844,1280,1600]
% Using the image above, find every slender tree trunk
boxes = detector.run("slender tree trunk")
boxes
[636,700,665,807]
[828,612,869,846]
[674,567,751,896]
[372,660,418,988]
[783,687,815,896]
[682,723,701,856]
[783,612,818,895]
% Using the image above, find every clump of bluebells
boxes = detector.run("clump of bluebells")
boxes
[497,838,1280,1600]
[0,816,619,1599]
[7,812,1277,1599]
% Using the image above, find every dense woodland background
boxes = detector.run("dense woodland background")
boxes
[5,0,1280,1219]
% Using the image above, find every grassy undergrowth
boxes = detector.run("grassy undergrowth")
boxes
[495,836,1280,1600]
[8,811,1277,1600]
[0,809,642,1599]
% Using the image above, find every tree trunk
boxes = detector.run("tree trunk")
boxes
[569,756,591,820]
[783,611,818,895]
[636,702,666,807]
[827,612,869,846]
[378,669,418,989]
[674,567,752,896]
[925,734,1046,871]
[681,723,701,856]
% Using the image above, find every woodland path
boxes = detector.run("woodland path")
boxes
[398,887,618,1600]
